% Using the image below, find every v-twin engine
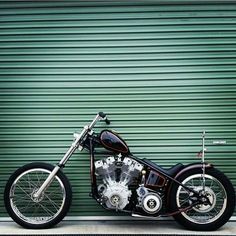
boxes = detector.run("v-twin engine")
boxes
[95,156,143,210]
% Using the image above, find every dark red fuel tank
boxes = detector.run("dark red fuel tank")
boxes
[99,130,130,154]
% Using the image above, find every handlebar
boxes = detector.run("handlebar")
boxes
[88,112,110,130]
[98,111,110,125]
[75,112,110,149]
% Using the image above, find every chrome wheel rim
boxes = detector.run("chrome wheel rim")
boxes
[176,174,227,224]
[10,168,66,225]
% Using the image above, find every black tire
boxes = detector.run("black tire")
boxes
[169,167,235,231]
[4,162,72,229]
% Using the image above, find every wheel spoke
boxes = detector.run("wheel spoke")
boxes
[16,184,32,198]
[10,168,66,225]
[215,190,223,196]
[18,200,34,212]
[180,197,190,207]
[32,204,40,217]
[27,174,32,191]
[14,195,31,202]
[176,173,227,224]
[44,194,60,212]
[37,202,55,216]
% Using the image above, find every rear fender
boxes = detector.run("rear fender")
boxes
[166,162,213,208]
[174,162,213,180]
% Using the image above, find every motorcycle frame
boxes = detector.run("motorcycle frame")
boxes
[86,136,213,215]
[34,113,210,214]
[87,135,208,201]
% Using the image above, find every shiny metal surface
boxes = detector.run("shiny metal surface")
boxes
[10,168,66,225]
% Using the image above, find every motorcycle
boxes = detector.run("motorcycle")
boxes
[4,112,235,230]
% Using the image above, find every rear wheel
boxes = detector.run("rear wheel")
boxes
[4,162,72,229]
[169,167,235,231]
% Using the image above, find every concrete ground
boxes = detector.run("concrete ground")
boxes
[0,220,236,235]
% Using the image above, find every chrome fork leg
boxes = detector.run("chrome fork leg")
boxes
[33,141,77,199]
[33,165,60,198]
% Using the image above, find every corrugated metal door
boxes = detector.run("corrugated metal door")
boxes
[0,1,236,217]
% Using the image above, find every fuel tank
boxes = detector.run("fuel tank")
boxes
[99,130,130,154]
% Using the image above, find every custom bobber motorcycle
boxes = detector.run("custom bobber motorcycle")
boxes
[4,112,235,230]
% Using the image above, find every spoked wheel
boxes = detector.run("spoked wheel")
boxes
[169,167,235,231]
[4,162,72,229]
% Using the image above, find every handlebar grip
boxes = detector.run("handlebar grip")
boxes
[98,112,110,125]
[98,111,106,118]
[105,118,111,125]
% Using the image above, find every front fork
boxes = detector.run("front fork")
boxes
[33,139,79,199]
[33,114,101,199]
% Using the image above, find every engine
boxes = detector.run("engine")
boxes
[95,156,143,210]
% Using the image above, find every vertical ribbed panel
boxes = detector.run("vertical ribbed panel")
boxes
[0,1,236,217]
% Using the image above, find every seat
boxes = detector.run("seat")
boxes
[142,158,184,177]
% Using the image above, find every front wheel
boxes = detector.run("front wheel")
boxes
[169,167,235,231]
[4,162,72,229]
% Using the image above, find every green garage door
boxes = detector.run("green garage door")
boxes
[0,1,236,217]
